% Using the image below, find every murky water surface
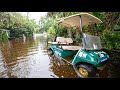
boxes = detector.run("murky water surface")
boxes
[0,35,78,78]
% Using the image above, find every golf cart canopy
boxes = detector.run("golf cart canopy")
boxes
[58,13,103,50]
[58,13,103,27]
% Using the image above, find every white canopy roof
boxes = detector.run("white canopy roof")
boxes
[58,13,103,27]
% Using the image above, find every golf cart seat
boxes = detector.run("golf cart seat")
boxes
[61,46,81,50]
[49,37,82,50]
[48,37,69,45]
[57,37,82,51]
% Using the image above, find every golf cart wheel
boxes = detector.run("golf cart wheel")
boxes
[73,64,96,78]
[48,48,54,56]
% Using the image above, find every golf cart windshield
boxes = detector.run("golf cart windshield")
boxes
[83,33,102,50]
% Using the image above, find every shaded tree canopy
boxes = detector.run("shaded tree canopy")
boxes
[0,12,40,40]
[40,12,120,50]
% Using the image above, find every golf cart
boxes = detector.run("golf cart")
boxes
[48,13,109,78]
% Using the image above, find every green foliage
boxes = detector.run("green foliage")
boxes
[48,26,56,41]
[57,26,68,38]
[114,25,120,31]
[0,12,40,40]
[101,30,120,49]
[2,32,8,41]
[75,32,82,45]
[1,12,119,50]
[82,24,104,36]
[39,17,56,33]
[0,30,9,41]
[39,12,120,50]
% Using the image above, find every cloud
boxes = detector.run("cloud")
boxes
[29,12,47,24]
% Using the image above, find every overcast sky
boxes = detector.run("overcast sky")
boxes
[21,12,47,24]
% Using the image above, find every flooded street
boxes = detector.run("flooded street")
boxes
[0,34,120,78]
[0,34,78,78]
[1,12,120,78]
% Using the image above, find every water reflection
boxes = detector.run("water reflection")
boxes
[0,34,77,78]
[49,58,79,78]
[0,35,51,78]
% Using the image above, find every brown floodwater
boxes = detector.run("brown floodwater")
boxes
[0,35,79,78]
[0,34,120,78]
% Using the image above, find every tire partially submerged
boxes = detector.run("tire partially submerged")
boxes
[73,63,96,78]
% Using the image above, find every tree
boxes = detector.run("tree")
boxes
[0,12,40,40]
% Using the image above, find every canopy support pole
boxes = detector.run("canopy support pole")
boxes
[79,15,83,37]
[54,24,59,42]
[79,15,86,49]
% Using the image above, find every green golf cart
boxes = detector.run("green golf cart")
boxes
[48,13,109,78]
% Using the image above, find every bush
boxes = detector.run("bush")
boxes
[101,30,120,50]
[48,26,56,41]
[57,27,68,38]
[0,30,9,41]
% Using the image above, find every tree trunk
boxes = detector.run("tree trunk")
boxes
[103,12,120,31]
